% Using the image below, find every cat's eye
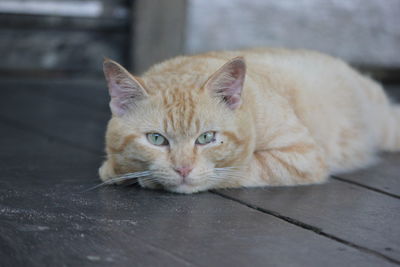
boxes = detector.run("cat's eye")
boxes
[147,133,169,146]
[196,131,215,145]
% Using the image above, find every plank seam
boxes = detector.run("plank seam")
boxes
[212,190,400,265]
[332,176,400,199]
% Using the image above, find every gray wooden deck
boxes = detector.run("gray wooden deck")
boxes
[0,78,399,266]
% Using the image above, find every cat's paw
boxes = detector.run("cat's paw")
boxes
[98,160,116,183]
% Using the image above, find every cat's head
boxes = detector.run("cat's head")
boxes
[100,57,254,193]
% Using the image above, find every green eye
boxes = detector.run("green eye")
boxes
[196,131,215,145]
[147,133,169,146]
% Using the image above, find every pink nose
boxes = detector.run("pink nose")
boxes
[174,166,193,177]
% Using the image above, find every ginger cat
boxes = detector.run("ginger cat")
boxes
[99,48,400,194]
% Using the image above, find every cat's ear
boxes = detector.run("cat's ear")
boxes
[103,58,148,116]
[204,57,246,110]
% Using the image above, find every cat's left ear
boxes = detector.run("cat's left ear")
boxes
[103,58,148,116]
[204,57,246,110]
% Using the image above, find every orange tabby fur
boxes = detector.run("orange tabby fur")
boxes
[99,48,400,193]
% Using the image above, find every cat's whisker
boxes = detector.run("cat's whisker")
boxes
[86,166,244,193]
[116,171,152,179]
[80,171,152,192]
[142,173,176,186]
[120,179,142,187]
[139,176,159,183]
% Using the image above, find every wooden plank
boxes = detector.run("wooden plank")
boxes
[0,13,128,31]
[132,0,187,73]
[216,179,400,262]
[0,86,108,153]
[0,0,129,18]
[0,29,128,74]
[335,153,400,197]
[0,78,109,113]
[0,0,131,75]
[0,123,396,267]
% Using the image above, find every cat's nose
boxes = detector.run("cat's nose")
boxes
[174,166,193,178]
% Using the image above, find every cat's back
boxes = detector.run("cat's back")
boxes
[144,48,368,119]
[144,47,354,90]
[144,48,374,114]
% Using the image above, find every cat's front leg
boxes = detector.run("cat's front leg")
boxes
[250,147,328,186]
[246,129,329,186]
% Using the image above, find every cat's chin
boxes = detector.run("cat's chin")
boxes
[138,178,210,194]
[164,183,211,194]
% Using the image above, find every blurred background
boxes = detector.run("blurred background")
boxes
[0,0,399,82]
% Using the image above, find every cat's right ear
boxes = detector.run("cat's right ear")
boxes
[103,59,148,116]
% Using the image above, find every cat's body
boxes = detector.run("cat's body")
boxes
[99,48,400,193]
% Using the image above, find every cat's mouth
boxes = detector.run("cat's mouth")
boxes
[135,166,241,193]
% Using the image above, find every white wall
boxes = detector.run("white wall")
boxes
[186,0,400,67]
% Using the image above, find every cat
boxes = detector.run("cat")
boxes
[98,48,400,194]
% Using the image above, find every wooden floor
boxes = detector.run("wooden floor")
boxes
[0,78,399,266]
